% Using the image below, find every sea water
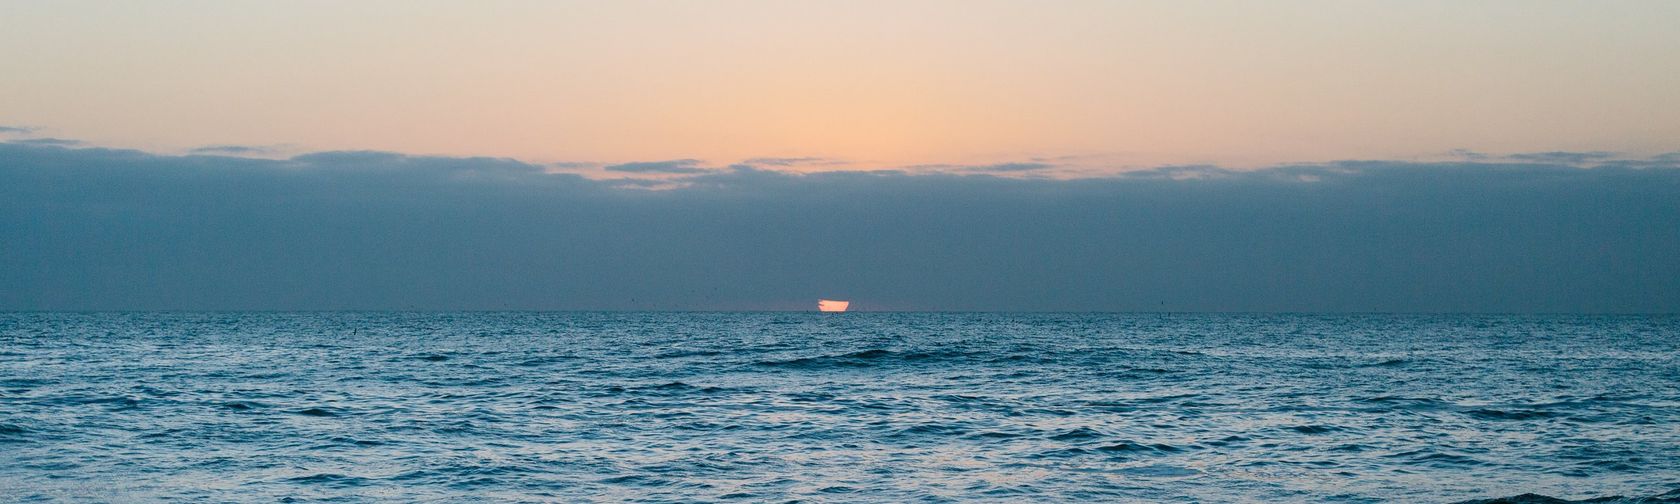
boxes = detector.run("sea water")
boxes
[2,312,1677,502]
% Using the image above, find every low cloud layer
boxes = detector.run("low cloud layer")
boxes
[3,142,1678,312]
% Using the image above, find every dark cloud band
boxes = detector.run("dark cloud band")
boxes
[2,143,1677,312]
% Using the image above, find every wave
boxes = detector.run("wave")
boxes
[636,381,734,395]
[1096,441,1187,454]
[1048,427,1106,441]
[515,355,579,367]
[0,422,30,442]
[652,349,725,359]
[6,312,1678,502]
[285,473,372,488]
[754,348,973,369]
[1466,408,1566,421]
[220,401,265,411]
[293,407,341,417]
[1287,424,1345,434]
[1453,488,1680,503]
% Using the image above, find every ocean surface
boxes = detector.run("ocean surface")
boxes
[2,312,1678,503]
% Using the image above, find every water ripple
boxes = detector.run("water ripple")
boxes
[1,312,1677,502]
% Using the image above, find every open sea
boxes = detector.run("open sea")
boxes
[2,312,1678,503]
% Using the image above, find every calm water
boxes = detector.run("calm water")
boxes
[2,313,1678,502]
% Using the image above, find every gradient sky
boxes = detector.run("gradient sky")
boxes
[4,2,1680,312]
[3,1,1678,170]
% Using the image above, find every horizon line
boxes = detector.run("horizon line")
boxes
[4,309,1676,316]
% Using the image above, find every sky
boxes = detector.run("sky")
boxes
[3,1,1678,170]
[2,2,1678,311]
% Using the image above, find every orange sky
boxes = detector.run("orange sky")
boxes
[2,1,1678,172]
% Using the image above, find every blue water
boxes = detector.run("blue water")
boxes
[2,313,1678,502]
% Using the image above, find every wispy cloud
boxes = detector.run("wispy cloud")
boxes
[740,157,848,167]
[188,144,275,156]
[0,125,37,135]
[962,162,1054,173]
[1446,148,1490,161]
[1113,164,1235,180]
[1506,151,1618,164]
[550,161,600,170]
[7,137,80,146]
[603,159,713,174]
[289,150,407,165]
[903,162,1057,174]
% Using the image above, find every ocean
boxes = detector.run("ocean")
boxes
[2,312,1677,502]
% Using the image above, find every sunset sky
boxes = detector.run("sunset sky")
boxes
[3,1,1678,311]
[3,1,1677,173]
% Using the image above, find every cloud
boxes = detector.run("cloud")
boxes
[7,137,81,146]
[2,142,1678,312]
[602,159,713,174]
[189,144,274,156]
[1446,148,1489,161]
[740,157,847,167]
[549,161,600,170]
[961,162,1054,173]
[289,150,407,164]
[0,125,36,135]
[903,162,1056,174]
[1506,151,1618,164]
[1117,164,1232,180]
